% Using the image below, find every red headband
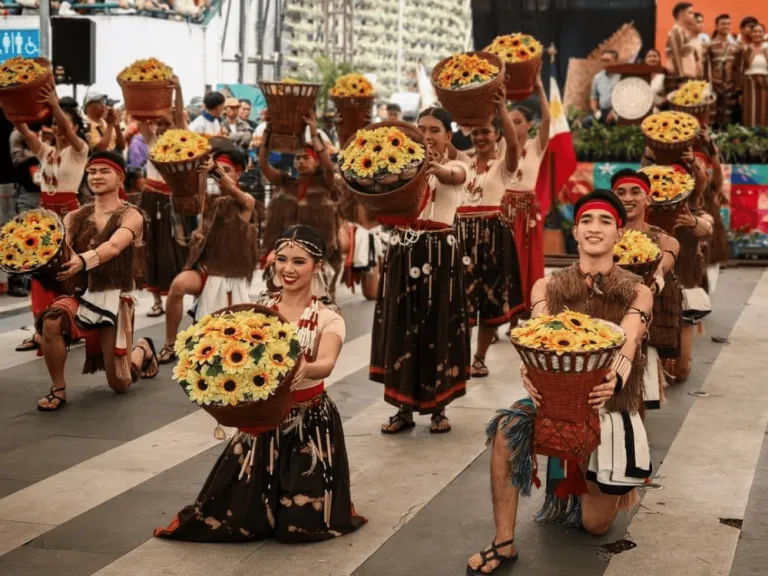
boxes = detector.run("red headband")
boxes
[215,155,240,172]
[575,200,623,227]
[303,146,318,161]
[613,176,650,195]
[87,158,125,178]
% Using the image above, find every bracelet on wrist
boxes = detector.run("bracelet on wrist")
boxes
[80,249,100,271]
[610,353,633,395]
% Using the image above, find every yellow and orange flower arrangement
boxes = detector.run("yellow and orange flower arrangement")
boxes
[0,209,63,272]
[173,310,302,406]
[484,33,543,64]
[118,58,174,83]
[340,126,425,179]
[613,229,661,265]
[670,80,711,106]
[510,310,623,353]
[0,57,48,88]
[641,111,699,144]
[149,129,210,163]
[437,53,500,89]
[331,73,375,98]
[638,165,695,202]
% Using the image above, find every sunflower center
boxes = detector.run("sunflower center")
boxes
[25,239,34,246]
[253,375,265,387]
[231,352,243,363]
[5,254,12,260]
[558,340,570,346]
[223,327,236,336]
[273,354,284,363]
[278,331,286,338]
[363,159,373,168]
[223,379,237,392]
[252,332,263,341]
[391,138,400,146]
[202,346,212,355]
[196,380,208,391]
[373,145,382,152]
[571,319,581,327]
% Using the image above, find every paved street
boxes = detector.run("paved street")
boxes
[0,268,766,576]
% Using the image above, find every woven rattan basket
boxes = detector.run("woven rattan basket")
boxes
[668,92,717,124]
[617,252,662,287]
[118,78,174,121]
[503,53,542,101]
[647,189,693,235]
[191,304,299,431]
[333,95,374,147]
[339,121,430,217]
[149,151,210,215]
[0,59,54,123]
[431,51,505,127]
[259,81,320,153]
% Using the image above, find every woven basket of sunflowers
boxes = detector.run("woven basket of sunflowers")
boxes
[338,121,429,217]
[173,304,301,431]
[639,164,695,234]
[613,229,662,287]
[148,129,211,215]
[641,111,700,165]
[431,51,505,127]
[259,79,320,153]
[668,80,716,123]
[117,58,175,121]
[0,57,54,123]
[331,73,375,147]
[510,311,625,461]
[484,34,543,101]
[0,208,84,294]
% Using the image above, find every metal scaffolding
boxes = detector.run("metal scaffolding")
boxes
[321,0,354,65]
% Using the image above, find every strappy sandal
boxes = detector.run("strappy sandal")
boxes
[471,356,489,378]
[381,411,415,435]
[15,334,40,352]
[466,537,518,575]
[138,337,159,379]
[157,344,177,365]
[37,387,67,412]
[147,303,165,318]
[430,411,452,434]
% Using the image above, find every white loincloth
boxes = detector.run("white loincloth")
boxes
[643,346,666,410]
[76,289,137,357]
[192,275,251,321]
[351,225,384,271]
[587,409,652,488]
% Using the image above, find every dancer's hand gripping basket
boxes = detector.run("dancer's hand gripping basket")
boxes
[117,58,175,121]
[173,304,301,432]
[0,208,85,295]
[259,80,320,153]
[148,129,211,215]
[0,57,55,123]
[510,312,626,462]
[338,121,429,218]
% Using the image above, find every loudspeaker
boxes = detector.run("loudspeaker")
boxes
[52,17,96,86]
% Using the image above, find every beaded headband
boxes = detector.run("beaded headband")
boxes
[274,229,323,259]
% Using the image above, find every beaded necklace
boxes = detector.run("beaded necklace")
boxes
[261,292,320,359]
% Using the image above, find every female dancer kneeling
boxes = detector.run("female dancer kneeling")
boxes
[155,225,365,543]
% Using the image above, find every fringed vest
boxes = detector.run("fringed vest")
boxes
[646,225,682,356]
[264,172,338,255]
[545,264,646,414]
[68,203,147,292]
[673,186,707,289]
[187,196,258,279]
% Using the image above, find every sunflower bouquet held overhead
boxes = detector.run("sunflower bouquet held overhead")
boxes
[118,58,174,83]
[331,73,375,98]
[669,80,711,106]
[641,111,699,144]
[0,57,48,88]
[173,310,302,407]
[0,209,64,273]
[437,53,500,90]
[150,129,210,163]
[510,311,623,354]
[484,34,543,64]
[638,165,695,203]
[340,126,425,187]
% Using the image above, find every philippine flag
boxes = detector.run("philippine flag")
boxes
[535,70,577,217]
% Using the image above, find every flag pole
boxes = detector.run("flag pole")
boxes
[547,42,557,223]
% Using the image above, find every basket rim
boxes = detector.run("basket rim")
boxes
[116,77,174,88]
[259,80,321,89]
[0,207,66,274]
[667,90,717,111]
[616,248,663,270]
[338,120,430,200]
[431,50,505,91]
[209,302,289,324]
[0,69,52,94]
[510,318,627,358]
[148,147,212,168]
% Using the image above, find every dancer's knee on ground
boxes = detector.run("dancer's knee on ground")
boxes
[581,513,612,536]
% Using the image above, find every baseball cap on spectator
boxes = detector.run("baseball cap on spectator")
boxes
[84,92,120,107]
[224,97,240,108]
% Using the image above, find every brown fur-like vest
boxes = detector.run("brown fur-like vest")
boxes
[68,203,147,292]
[646,225,682,356]
[186,196,258,279]
[546,264,645,414]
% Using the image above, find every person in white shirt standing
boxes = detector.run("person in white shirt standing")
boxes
[188,91,226,137]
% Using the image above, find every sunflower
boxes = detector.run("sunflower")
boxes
[192,338,219,364]
[267,321,295,342]
[220,341,252,374]
[19,233,39,251]
[404,142,426,163]
[185,370,218,405]
[243,326,269,345]
[118,57,174,83]
[265,339,295,372]
[382,146,409,173]
[37,247,56,262]
[386,129,407,148]
[352,153,378,178]
[211,372,250,406]
[172,353,194,381]
[560,310,591,331]
[219,322,245,341]
[248,370,279,400]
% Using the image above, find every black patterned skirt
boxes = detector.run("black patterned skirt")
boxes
[370,227,471,414]
[457,212,524,327]
[139,185,188,294]
[153,389,365,543]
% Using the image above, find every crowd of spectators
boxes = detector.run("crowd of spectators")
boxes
[0,0,212,22]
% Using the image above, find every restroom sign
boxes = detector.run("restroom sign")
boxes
[0,30,40,63]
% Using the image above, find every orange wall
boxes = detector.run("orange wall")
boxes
[656,0,768,54]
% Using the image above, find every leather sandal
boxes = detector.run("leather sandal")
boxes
[147,303,165,318]
[15,334,40,352]
[466,537,518,575]
[38,387,67,412]
[381,412,415,435]
[430,411,452,434]
[157,344,177,365]
[471,355,489,378]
